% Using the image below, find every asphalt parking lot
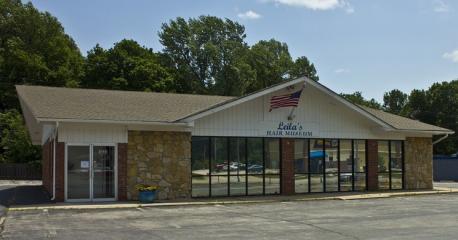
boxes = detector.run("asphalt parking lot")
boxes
[2,193,458,240]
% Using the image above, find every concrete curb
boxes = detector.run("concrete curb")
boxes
[8,188,458,212]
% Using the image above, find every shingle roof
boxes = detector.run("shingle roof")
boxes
[16,84,453,134]
[359,105,453,133]
[16,85,235,123]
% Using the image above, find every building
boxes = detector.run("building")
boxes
[17,77,454,202]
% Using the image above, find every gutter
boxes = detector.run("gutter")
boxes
[433,134,449,145]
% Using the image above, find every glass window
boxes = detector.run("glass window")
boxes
[378,141,389,173]
[325,139,338,173]
[265,175,280,194]
[378,173,390,190]
[310,139,324,192]
[339,140,352,192]
[294,139,309,174]
[377,140,404,190]
[229,138,246,196]
[210,138,228,196]
[295,174,309,194]
[211,138,228,176]
[191,137,210,197]
[326,173,338,192]
[247,138,263,174]
[310,174,324,192]
[354,173,366,191]
[294,139,309,193]
[325,139,338,192]
[247,138,263,195]
[310,139,324,174]
[265,139,280,194]
[391,172,403,190]
[390,141,403,172]
[353,140,366,173]
[390,141,403,190]
[265,139,280,174]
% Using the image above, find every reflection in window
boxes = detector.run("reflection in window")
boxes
[353,140,366,191]
[378,141,389,173]
[390,141,403,190]
[377,140,404,190]
[265,139,280,194]
[310,139,324,192]
[191,137,210,197]
[229,138,246,196]
[339,140,352,192]
[247,138,263,195]
[353,140,366,173]
[211,138,228,196]
[294,139,309,193]
[325,139,338,192]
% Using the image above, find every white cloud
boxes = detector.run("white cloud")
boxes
[434,0,450,12]
[237,10,262,19]
[443,49,458,63]
[271,0,353,12]
[335,68,350,74]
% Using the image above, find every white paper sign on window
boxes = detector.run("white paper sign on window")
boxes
[80,160,90,169]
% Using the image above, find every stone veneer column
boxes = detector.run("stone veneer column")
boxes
[117,143,128,201]
[281,138,295,195]
[366,140,379,191]
[127,131,191,200]
[55,142,65,202]
[404,137,433,190]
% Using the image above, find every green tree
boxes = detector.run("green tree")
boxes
[0,0,83,111]
[340,91,382,109]
[159,16,251,96]
[246,39,293,92]
[289,56,319,81]
[0,110,40,163]
[81,39,174,92]
[383,89,408,115]
[395,80,458,154]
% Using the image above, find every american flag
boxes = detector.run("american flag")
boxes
[269,89,303,112]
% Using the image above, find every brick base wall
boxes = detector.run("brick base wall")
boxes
[281,138,295,195]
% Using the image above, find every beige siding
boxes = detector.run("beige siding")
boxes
[58,123,128,143]
[193,83,406,140]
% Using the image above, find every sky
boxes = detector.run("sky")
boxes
[27,0,458,102]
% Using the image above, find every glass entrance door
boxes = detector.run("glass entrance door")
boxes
[92,146,115,199]
[67,146,91,200]
[66,144,116,201]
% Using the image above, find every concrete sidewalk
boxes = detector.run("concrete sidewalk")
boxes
[8,187,458,211]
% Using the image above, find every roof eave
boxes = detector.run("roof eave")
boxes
[386,128,455,135]
[37,117,193,127]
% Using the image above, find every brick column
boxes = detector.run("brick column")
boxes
[55,142,66,202]
[367,140,378,191]
[41,139,52,195]
[281,138,295,195]
[117,143,128,201]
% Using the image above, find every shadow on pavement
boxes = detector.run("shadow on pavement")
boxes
[0,185,53,207]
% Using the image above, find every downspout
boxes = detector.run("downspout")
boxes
[51,122,59,201]
[433,134,449,145]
